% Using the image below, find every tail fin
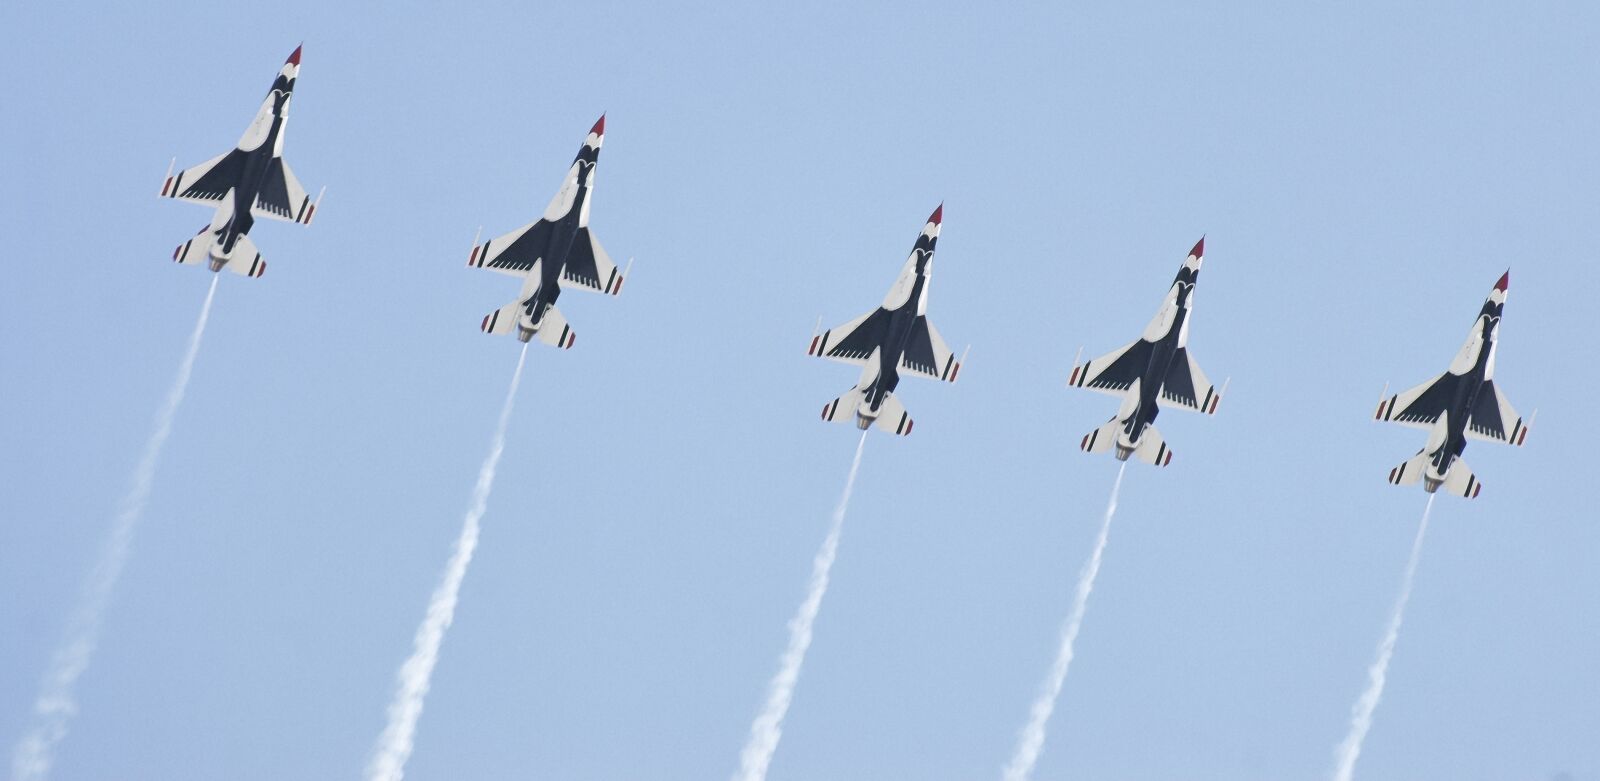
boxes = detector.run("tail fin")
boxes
[480,301,575,348]
[1387,450,1430,487]
[172,226,265,278]
[1387,449,1480,497]
[1080,418,1171,465]
[1132,424,1173,466]
[821,389,913,435]
[1442,459,1483,498]
[1080,417,1121,454]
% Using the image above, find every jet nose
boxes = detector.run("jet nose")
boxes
[1494,269,1509,292]
[590,114,606,136]
[1189,236,1205,259]
[286,44,303,66]
[928,203,943,225]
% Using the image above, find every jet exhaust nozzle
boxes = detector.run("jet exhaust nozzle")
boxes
[516,327,535,343]
[855,403,880,430]
[207,238,234,271]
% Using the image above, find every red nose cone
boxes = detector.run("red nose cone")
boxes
[287,44,302,66]
[590,114,606,136]
[1190,236,1205,258]
[929,203,943,226]
[1495,270,1509,292]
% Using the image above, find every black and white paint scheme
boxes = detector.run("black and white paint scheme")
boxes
[1374,272,1529,498]
[469,116,627,347]
[807,206,963,435]
[161,46,320,278]
[1069,238,1222,466]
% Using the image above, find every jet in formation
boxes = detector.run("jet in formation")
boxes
[469,116,627,347]
[162,45,320,278]
[1069,238,1223,465]
[808,205,963,435]
[1375,272,1530,497]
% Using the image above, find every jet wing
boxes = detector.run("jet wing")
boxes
[1069,340,1154,398]
[900,316,961,382]
[1376,372,1463,431]
[808,309,891,367]
[160,150,247,205]
[1466,379,1530,446]
[251,158,316,224]
[467,219,555,278]
[560,227,624,295]
[1161,347,1222,414]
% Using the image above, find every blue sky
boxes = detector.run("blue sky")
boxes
[2,1,1597,779]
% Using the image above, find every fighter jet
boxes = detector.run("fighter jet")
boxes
[807,205,963,435]
[1374,272,1530,498]
[161,45,320,278]
[1068,238,1223,465]
[469,116,626,347]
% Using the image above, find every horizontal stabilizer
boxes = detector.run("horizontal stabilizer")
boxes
[172,226,265,278]
[531,304,576,349]
[1442,459,1483,499]
[1132,424,1174,466]
[480,300,525,336]
[821,389,912,435]
[480,301,575,348]
[821,390,862,424]
[1080,417,1121,455]
[172,226,213,266]
[1387,450,1430,487]
[869,392,913,435]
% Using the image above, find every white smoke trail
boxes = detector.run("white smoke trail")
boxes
[1001,461,1127,781]
[366,343,529,781]
[11,277,220,781]
[733,430,869,781]
[1330,493,1435,781]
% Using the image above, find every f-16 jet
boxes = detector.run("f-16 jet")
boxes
[1069,238,1223,465]
[161,45,320,278]
[469,116,626,347]
[1375,272,1530,498]
[807,205,963,435]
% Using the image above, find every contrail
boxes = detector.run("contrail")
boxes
[366,343,529,781]
[1330,493,1435,781]
[734,430,868,781]
[1002,461,1127,781]
[11,277,219,781]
